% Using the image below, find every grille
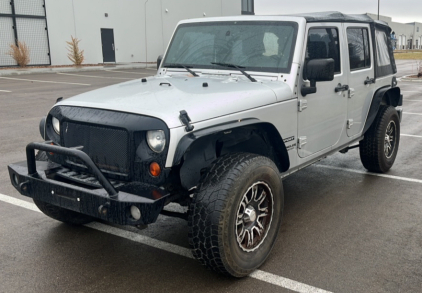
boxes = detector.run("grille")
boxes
[62,122,130,175]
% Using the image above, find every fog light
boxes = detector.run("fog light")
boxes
[149,162,161,177]
[12,174,19,186]
[130,205,141,220]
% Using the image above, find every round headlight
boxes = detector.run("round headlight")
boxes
[52,117,60,134]
[146,130,166,153]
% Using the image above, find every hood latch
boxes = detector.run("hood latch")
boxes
[179,110,194,132]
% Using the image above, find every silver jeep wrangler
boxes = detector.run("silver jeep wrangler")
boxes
[8,12,402,277]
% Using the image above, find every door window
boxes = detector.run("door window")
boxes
[347,28,371,70]
[306,28,341,74]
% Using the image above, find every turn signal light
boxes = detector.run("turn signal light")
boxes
[149,162,161,177]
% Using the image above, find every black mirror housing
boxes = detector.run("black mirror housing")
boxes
[301,58,335,96]
[157,55,163,70]
[306,58,335,82]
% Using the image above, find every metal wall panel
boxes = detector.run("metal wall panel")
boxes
[0,0,12,14]
[0,17,17,66]
[0,0,50,66]
[14,0,45,16]
[16,18,50,65]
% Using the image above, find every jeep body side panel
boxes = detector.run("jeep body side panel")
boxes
[297,22,348,158]
[344,23,376,137]
[165,100,298,170]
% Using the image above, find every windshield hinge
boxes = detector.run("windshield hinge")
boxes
[179,110,194,132]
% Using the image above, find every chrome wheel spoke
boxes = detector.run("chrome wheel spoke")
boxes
[235,181,274,252]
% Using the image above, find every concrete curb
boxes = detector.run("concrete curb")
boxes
[398,75,422,82]
[0,64,157,77]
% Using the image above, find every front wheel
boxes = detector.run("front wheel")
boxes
[188,153,283,277]
[359,105,400,173]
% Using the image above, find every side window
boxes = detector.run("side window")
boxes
[306,28,341,73]
[347,28,371,70]
[375,30,391,66]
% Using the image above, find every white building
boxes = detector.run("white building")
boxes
[366,13,422,49]
[1,0,254,67]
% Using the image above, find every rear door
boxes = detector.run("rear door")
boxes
[344,24,376,137]
[297,24,348,158]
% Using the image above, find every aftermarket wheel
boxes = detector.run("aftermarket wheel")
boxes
[359,105,400,173]
[188,153,283,277]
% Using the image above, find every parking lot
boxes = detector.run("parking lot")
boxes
[0,60,421,293]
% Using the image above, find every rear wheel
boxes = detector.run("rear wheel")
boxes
[359,106,400,173]
[188,153,283,277]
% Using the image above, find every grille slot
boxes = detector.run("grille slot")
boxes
[62,122,130,175]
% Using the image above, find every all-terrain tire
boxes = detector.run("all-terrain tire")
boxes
[359,105,400,173]
[188,153,283,277]
[33,151,93,225]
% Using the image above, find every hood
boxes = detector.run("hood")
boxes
[57,74,293,128]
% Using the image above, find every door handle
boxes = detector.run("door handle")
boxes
[364,77,375,85]
[335,83,349,92]
[112,44,115,51]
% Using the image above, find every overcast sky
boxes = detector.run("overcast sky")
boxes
[255,0,422,24]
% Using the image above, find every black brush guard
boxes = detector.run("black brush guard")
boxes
[8,142,170,225]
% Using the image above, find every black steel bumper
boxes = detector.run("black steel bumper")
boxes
[8,142,170,226]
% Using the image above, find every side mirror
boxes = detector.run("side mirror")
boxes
[157,55,163,70]
[301,58,335,96]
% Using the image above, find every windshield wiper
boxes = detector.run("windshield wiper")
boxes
[164,63,199,77]
[211,62,257,82]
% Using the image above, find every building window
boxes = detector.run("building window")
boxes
[241,0,254,15]
[417,27,419,32]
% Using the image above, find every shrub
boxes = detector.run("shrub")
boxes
[66,36,85,66]
[7,41,30,67]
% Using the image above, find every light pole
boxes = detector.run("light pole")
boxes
[378,0,380,20]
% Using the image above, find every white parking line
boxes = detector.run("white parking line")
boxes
[404,100,422,102]
[316,165,422,184]
[0,89,11,92]
[401,91,421,93]
[0,193,332,293]
[105,70,150,75]
[0,76,91,86]
[57,72,135,80]
[403,112,422,116]
[401,134,422,138]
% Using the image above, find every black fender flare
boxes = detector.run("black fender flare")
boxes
[362,86,401,135]
[173,119,290,189]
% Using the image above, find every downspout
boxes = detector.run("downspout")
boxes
[144,0,149,66]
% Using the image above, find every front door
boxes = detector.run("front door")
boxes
[101,28,116,63]
[344,24,376,137]
[297,24,348,158]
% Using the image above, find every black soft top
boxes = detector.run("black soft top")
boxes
[291,11,389,27]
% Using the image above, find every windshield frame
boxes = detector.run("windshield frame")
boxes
[162,21,299,74]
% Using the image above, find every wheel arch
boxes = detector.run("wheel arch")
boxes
[173,119,290,190]
[362,85,402,135]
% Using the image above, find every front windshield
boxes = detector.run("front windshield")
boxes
[163,21,298,73]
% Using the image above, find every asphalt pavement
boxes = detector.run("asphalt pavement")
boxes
[0,61,421,293]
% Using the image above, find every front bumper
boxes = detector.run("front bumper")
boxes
[8,142,170,225]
